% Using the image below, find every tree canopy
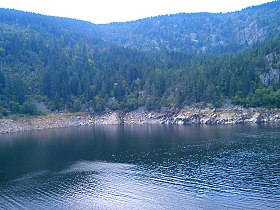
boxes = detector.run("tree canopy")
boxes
[0,4,279,116]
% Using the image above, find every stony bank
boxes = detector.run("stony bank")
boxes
[0,107,280,134]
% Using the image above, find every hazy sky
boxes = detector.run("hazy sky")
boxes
[0,0,276,24]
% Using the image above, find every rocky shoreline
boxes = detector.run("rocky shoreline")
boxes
[0,107,280,134]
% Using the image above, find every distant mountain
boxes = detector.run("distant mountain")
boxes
[96,1,280,54]
[0,2,279,116]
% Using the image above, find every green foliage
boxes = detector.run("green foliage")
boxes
[0,6,279,116]
[9,101,21,113]
[0,71,5,91]
[250,87,280,108]
[97,1,280,54]
[22,101,38,115]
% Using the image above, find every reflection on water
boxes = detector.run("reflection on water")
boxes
[0,124,280,209]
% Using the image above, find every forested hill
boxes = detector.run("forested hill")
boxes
[0,2,279,116]
[97,1,280,54]
[0,8,102,44]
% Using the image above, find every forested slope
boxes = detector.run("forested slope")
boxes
[0,3,279,116]
[97,1,280,54]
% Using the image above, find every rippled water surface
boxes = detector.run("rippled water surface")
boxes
[0,124,279,209]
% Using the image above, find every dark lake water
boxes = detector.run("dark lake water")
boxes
[0,124,279,209]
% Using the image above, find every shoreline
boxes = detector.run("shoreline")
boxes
[1,107,280,134]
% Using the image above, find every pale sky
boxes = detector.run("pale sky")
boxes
[0,0,276,24]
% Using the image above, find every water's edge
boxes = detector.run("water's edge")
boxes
[1,107,280,134]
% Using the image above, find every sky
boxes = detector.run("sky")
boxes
[0,0,276,24]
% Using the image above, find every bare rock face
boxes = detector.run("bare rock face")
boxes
[157,107,280,125]
[237,21,266,46]
[260,72,271,86]
[123,108,163,124]
[260,53,280,86]
[260,69,280,86]
[269,68,280,83]
[93,112,122,125]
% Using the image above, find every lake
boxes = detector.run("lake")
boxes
[0,124,279,209]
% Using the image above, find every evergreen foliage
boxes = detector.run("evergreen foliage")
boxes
[0,3,279,116]
[97,1,280,54]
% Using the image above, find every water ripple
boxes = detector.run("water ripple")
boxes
[0,125,280,209]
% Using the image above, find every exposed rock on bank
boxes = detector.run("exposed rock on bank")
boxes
[0,112,121,134]
[163,107,280,125]
[0,107,280,133]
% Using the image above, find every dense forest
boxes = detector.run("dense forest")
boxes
[97,1,280,54]
[0,1,279,116]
